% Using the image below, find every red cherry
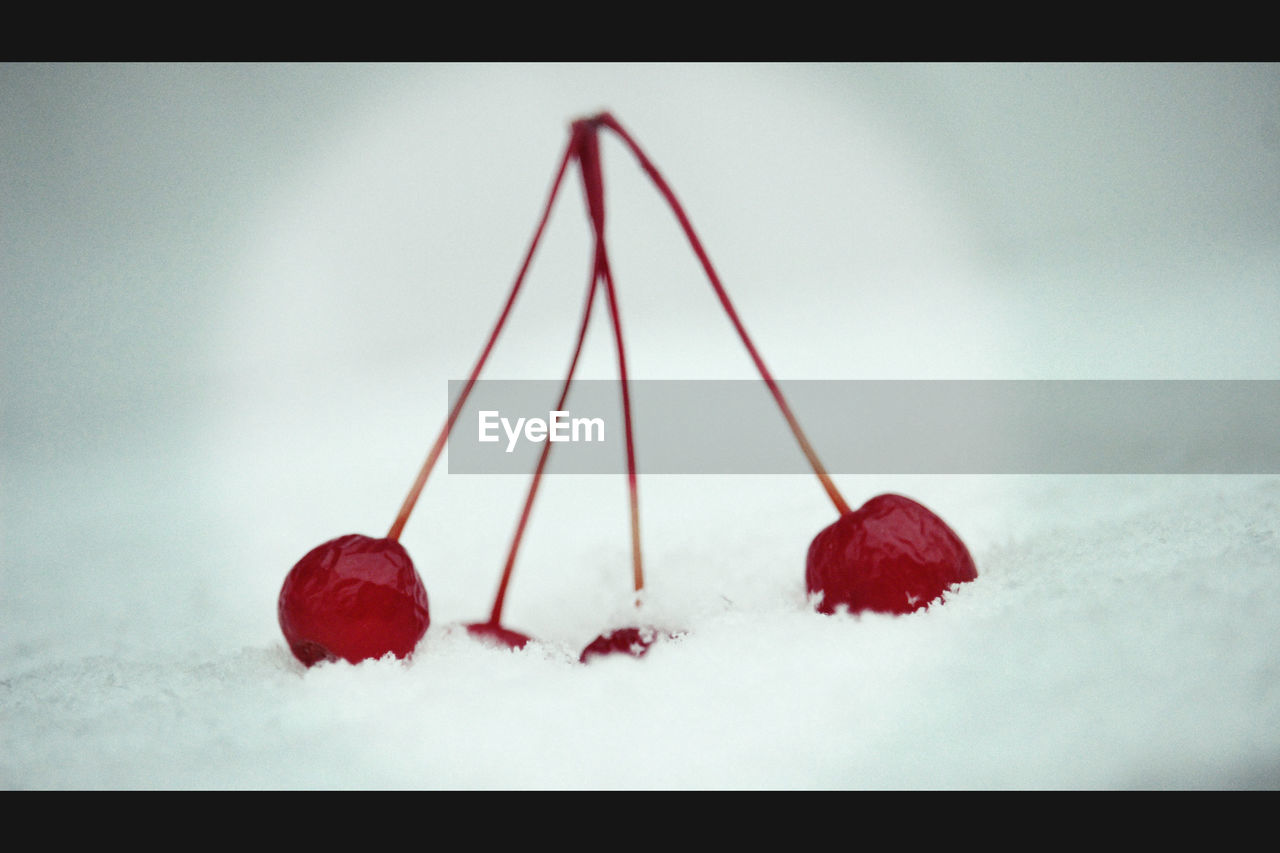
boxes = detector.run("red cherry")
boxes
[278,534,430,666]
[806,493,977,616]
[465,621,534,650]
[579,626,664,663]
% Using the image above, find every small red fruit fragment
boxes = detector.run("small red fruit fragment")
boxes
[579,626,662,663]
[278,534,430,666]
[465,621,534,650]
[806,493,976,616]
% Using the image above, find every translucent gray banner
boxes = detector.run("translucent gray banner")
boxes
[446,380,1280,474]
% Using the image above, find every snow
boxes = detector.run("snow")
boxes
[3,63,1279,789]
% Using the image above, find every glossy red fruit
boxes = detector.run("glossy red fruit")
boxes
[465,621,533,650]
[579,626,662,663]
[806,493,976,616]
[278,534,430,666]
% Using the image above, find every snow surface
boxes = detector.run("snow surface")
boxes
[3,63,1279,789]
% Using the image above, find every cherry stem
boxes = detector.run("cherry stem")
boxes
[390,108,844,620]
[595,113,852,517]
[485,118,646,623]
[386,131,578,542]
[598,236,645,596]
[578,118,646,595]
[488,270,599,625]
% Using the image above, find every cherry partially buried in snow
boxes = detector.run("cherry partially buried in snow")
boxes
[465,621,534,650]
[580,626,662,663]
[806,493,976,615]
